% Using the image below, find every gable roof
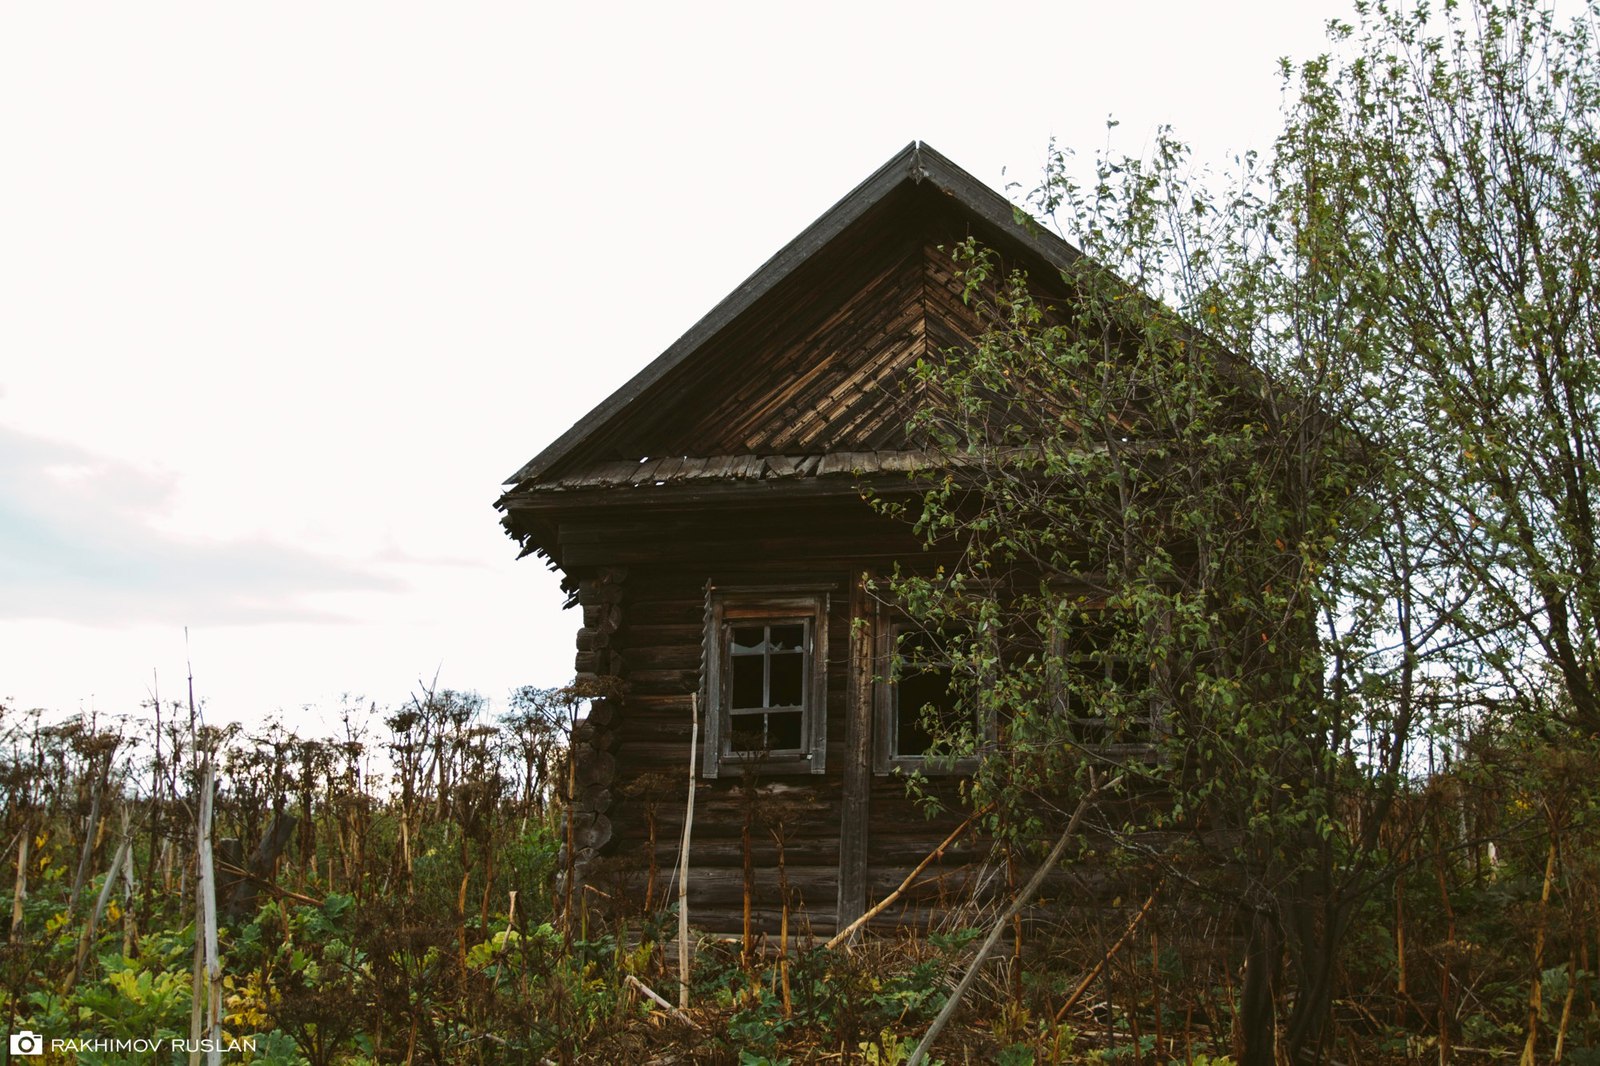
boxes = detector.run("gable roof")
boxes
[502,141,1084,489]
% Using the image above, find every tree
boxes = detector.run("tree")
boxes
[1281,0,1600,737]
[885,1,1600,1057]
[886,138,1417,1062]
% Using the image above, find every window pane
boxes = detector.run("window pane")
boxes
[768,624,804,652]
[767,710,803,751]
[728,714,765,753]
[1057,614,1154,747]
[730,652,764,709]
[768,650,803,707]
[717,609,817,765]
[897,666,953,756]
[892,626,968,759]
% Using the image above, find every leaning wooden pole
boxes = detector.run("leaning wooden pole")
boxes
[907,776,1114,1066]
[67,811,134,990]
[1053,879,1163,1023]
[68,777,104,917]
[827,804,993,950]
[678,693,698,1012]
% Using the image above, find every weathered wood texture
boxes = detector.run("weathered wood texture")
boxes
[547,196,999,470]
[579,544,989,936]
[566,566,627,882]
[836,570,876,927]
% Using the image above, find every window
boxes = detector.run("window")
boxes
[701,587,829,777]
[1050,608,1161,755]
[875,623,989,774]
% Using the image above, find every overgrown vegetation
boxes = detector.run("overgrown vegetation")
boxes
[871,0,1600,1063]
[1,685,1596,1063]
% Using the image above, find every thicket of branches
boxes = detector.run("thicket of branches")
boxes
[875,0,1600,1062]
[0,684,603,1065]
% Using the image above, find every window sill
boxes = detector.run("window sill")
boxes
[712,753,823,776]
[877,755,981,777]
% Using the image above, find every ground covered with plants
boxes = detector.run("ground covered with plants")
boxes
[1,684,1597,1065]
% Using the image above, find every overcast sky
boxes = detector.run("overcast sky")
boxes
[0,1,1351,735]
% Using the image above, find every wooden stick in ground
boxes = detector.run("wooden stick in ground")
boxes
[1053,879,1163,1023]
[907,776,1116,1066]
[678,692,699,1012]
[491,890,518,987]
[67,815,134,990]
[188,757,223,1066]
[189,761,208,1066]
[11,815,28,937]
[826,803,993,950]
[626,974,696,1025]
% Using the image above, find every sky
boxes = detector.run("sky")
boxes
[0,1,1352,737]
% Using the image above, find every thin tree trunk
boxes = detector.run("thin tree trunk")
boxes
[1238,910,1279,1066]
[1554,944,1579,1063]
[775,826,791,1017]
[67,815,133,989]
[68,783,103,916]
[741,779,754,968]
[1522,835,1559,1066]
[191,758,222,1066]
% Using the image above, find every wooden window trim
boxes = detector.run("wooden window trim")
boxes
[702,586,830,778]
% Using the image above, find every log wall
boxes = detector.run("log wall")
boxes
[565,502,980,937]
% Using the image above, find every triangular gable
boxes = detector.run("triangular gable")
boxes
[504,142,1083,488]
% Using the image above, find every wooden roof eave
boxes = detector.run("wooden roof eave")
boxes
[502,141,1085,489]
[496,471,932,515]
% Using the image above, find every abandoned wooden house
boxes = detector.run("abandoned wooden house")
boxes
[495,142,1092,936]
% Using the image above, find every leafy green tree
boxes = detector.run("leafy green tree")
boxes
[1280,0,1600,737]
[881,0,1600,1052]
[888,165,1400,1063]
[889,0,1600,1043]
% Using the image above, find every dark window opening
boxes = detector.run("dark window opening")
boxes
[702,586,831,778]
[1055,615,1155,748]
[890,626,974,761]
[728,621,809,756]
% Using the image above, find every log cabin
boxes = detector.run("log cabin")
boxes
[496,142,1094,937]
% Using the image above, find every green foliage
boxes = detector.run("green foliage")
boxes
[1281,0,1600,738]
[994,1042,1036,1066]
[75,956,192,1039]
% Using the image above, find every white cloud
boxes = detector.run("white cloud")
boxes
[0,424,399,625]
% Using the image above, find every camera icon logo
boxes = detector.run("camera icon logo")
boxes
[9,1030,44,1057]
